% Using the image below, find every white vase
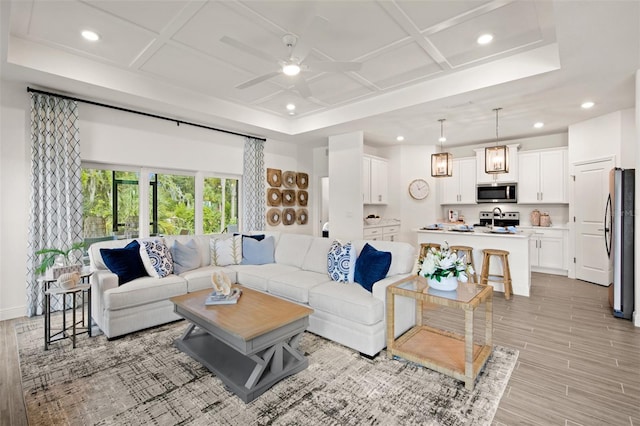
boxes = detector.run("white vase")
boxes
[427,276,458,291]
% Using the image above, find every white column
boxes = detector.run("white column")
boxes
[138,168,150,237]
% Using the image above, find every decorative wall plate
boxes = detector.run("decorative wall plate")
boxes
[282,189,296,206]
[297,190,308,206]
[282,171,296,188]
[296,172,309,189]
[296,208,308,225]
[282,208,296,225]
[267,188,282,206]
[266,168,282,187]
[266,208,281,226]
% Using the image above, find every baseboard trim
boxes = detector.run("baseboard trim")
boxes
[0,305,27,321]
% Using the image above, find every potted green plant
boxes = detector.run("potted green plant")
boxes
[35,241,86,278]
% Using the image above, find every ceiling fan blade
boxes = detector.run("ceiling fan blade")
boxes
[236,71,281,89]
[293,76,312,98]
[220,35,278,63]
[291,15,329,62]
[309,61,362,72]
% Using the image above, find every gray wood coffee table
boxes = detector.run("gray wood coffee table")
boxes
[170,286,313,403]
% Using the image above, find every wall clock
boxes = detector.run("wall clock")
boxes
[408,179,430,200]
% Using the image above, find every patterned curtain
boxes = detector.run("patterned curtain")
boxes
[26,93,83,316]
[242,137,265,232]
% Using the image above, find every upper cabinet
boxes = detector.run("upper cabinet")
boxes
[518,148,568,204]
[475,144,520,184]
[363,155,388,205]
[439,157,476,205]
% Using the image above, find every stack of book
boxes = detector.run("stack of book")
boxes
[205,288,242,305]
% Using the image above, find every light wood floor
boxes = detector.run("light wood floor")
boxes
[1,273,639,425]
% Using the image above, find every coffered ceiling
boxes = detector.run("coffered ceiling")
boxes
[1,1,638,147]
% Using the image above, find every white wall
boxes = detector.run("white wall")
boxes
[0,78,304,320]
[328,131,364,241]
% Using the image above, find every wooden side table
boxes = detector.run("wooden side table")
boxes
[386,275,493,390]
[40,269,93,350]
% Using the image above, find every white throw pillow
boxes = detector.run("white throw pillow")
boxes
[327,240,356,283]
[210,234,243,266]
[139,239,174,278]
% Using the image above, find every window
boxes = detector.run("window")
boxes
[203,177,239,233]
[155,173,195,235]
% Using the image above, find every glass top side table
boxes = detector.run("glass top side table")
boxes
[386,275,493,390]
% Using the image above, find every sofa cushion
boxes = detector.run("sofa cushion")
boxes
[210,234,242,266]
[327,240,356,283]
[170,239,200,274]
[274,233,314,268]
[179,266,237,293]
[139,239,174,278]
[103,275,187,310]
[354,243,392,292]
[242,236,275,265]
[308,282,384,326]
[267,270,331,303]
[301,237,334,274]
[228,263,298,292]
[163,234,213,267]
[100,240,149,285]
[353,240,415,276]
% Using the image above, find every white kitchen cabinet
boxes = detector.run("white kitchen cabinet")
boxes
[518,148,567,204]
[529,228,567,274]
[475,144,519,184]
[439,157,476,204]
[363,222,400,241]
[362,155,388,205]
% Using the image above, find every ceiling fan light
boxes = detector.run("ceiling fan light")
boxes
[282,63,301,76]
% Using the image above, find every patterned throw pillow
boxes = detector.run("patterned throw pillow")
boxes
[210,234,243,266]
[327,240,356,283]
[140,239,174,278]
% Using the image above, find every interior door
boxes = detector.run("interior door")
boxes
[574,158,614,285]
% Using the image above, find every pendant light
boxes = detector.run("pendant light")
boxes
[485,108,509,174]
[431,119,453,177]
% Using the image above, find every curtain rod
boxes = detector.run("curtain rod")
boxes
[27,87,267,142]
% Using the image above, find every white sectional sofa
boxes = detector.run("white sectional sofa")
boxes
[88,232,417,356]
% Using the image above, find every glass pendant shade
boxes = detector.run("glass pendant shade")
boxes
[485,107,509,174]
[431,152,453,177]
[485,145,509,173]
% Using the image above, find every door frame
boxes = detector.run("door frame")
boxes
[568,155,615,280]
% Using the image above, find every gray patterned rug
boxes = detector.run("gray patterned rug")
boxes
[16,317,517,425]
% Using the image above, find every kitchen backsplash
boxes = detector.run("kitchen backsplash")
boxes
[440,204,569,226]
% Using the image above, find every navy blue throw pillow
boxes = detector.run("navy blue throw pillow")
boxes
[234,233,265,241]
[100,240,148,285]
[354,243,392,292]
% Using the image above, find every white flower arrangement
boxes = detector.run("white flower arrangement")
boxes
[418,242,473,283]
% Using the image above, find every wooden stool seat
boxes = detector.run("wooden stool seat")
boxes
[449,245,478,284]
[419,243,441,263]
[480,249,513,299]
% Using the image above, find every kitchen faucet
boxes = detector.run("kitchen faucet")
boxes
[491,207,503,229]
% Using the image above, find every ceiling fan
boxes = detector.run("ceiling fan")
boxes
[221,16,362,98]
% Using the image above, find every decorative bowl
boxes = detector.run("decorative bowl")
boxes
[365,217,381,225]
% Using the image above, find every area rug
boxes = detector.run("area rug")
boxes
[16,317,517,425]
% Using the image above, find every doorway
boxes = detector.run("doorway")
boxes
[574,158,614,285]
[320,177,329,237]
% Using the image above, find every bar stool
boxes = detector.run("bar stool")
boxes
[419,243,441,263]
[449,245,477,284]
[480,249,513,300]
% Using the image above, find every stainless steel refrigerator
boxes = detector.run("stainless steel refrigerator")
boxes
[604,168,635,319]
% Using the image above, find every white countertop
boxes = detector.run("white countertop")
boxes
[518,224,570,230]
[416,227,532,239]
[364,219,400,228]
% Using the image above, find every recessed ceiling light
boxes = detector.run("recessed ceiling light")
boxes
[396,136,404,142]
[81,30,100,41]
[533,122,544,129]
[581,101,595,109]
[477,33,493,45]
[286,103,296,111]
[282,63,301,76]
[288,111,296,116]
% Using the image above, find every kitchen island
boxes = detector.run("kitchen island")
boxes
[417,228,532,297]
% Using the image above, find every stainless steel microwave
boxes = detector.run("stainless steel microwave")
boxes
[476,183,517,203]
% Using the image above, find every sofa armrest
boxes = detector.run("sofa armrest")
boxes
[90,269,119,331]
[371,273,416,339]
